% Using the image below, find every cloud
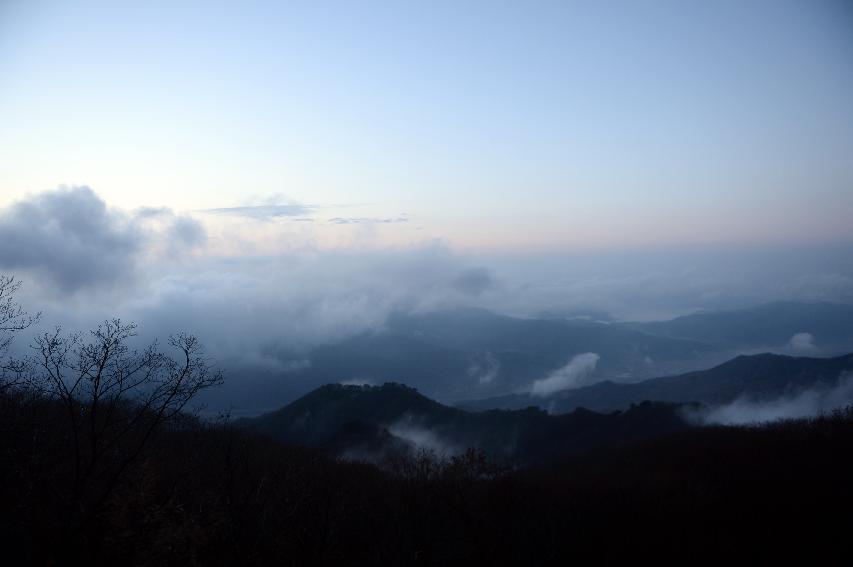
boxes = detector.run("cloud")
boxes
[531,353,600,397]
[134,206,207,251]
[0,186,142,292]
[199,193,320,220]
[686,372,853,425]
[170,216,207,246]
[202,204,315,219]
[0,189,498,371]
[339,378,375,386]
[468,351,500,384]
[781,273,853,304]
[93,244,504,370]
[327,216,409,225]
[389,417,458,456]
[788,332,818,354]
[452,267,495,296]
[0,187,205,293]
[481,246,853,321]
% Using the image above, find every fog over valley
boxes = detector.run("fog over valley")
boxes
[3,187,853,415]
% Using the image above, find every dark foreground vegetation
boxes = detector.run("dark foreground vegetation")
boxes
[3,387,853,565]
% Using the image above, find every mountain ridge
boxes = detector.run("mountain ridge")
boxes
[459,351,853,413]
[244,381,692,465]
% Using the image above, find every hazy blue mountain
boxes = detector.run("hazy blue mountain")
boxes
[269,307,719,402]
[459,352,853,413]
[208,302,853,414]
[245,382,691,465]
[624,301,853,351]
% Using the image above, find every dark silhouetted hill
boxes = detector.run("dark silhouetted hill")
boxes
[245,382,691,464]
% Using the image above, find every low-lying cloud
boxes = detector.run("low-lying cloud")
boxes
[389,417,458,457]
[688,372,853,425]
[468,351,500,385]
[452,267,495,296]
[788,332,818,354]
[112,246,499,368]
[531,353,600,397]
[0,187,500,366]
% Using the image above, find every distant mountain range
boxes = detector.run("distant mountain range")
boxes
[459,352,853,413]
[243,350,853,465]
[623,301,853,351]
[207,301,853,413]
[276,307,719,401]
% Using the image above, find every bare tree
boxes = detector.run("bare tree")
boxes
[0,275,40,390]
[29,318,224,523]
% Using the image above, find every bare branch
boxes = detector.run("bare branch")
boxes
[25,316,224,522]
[0,275,41,390]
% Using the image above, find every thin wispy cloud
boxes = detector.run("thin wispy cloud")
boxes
[202,204,316,219]
[328,216,409,225]
[531,353,601,397]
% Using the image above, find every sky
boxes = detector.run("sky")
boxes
[1,0,853,393]
[1,0,852,251]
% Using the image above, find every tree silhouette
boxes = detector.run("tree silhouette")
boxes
[28,317,224,551]
[0,275,40,390]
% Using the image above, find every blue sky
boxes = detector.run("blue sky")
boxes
[2,0,852,251]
